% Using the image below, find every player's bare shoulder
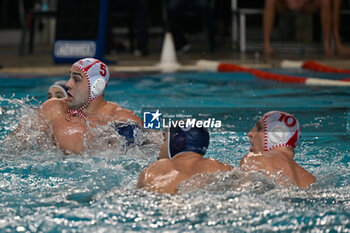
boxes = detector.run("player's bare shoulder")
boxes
[105,101,142,125]
[241,152,264,163]
[137,159,174,189]
[204,158,232,172]
[148,159,175,175]
[265,151,292,168]
[240,152,266,170]
[39,98,67,119]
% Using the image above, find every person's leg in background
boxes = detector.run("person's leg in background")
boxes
[167,0,188,51]
[315,0,333,55]
[263,0,287,55]
[300,0,350,55]
[291,0,333,55]
[332,0,350,55]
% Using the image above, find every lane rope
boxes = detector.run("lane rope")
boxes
[281,60,350,74]
[197,60,350,87]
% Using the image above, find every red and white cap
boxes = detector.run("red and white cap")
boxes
[72,58,110,100]
[262,111,301,151]
[67,58,110,120]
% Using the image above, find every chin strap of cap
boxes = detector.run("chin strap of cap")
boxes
[66,99,91,121]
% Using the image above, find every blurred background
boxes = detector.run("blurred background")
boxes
[1,0,350,68]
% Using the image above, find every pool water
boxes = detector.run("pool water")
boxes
[0,71,349,232]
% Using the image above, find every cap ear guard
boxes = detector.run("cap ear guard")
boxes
[262,111,301,151]
[91,78,106,97]
[267,124,288,144]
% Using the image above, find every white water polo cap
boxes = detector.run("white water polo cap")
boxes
[72,58,110,100]
[262,111,301,151]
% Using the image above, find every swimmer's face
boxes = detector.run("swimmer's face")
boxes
[158,131,169,160]
[248,119,265,153]
[66,66,90,109]
[48,86,67,99]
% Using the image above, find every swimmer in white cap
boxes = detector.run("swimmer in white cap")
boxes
[37,58,142,154]
[240,111,315,188]
[137,121,232,194]
[47,80,68,99]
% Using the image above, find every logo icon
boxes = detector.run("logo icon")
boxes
[143,109,162,129]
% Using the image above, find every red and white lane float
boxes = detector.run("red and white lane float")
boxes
[281,60,350,74]
[197,60,350,87]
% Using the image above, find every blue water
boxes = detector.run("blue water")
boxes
[0,71,349,232]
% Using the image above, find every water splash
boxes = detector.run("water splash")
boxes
[0,72,350,232]
[0,95,162,158]
[0,96,50,154]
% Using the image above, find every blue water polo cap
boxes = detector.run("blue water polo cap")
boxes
[168,123,210,159]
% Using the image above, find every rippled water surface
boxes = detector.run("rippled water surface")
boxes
[0,71,349,232]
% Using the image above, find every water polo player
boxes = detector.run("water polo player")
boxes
[36,58,142,154]
[137,120,232,194]
[240,111,315,188]
[47,80,68,99]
